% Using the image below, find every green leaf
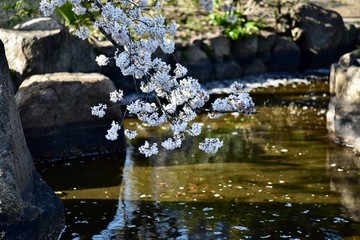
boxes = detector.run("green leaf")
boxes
[56,2,77,25]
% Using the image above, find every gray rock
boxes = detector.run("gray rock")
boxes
[13,17,66,31]
[0,40,64,240]
[0,18,99,87]
[207,36,231,62]
[0,28,70,79]
[266,37,301,72]
[327,54,360,153]
[231,36,258,64]
[16,72,125,161]
[214,61,243,79]
[293,3,345,68]
[243,59,266,75]
[69,34,99,73]
[338,52,360,67]
[175,45,214,81]
[346,24,359,51]
[257,31,277,58]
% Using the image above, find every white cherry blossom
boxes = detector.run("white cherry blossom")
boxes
[91,103,107,118]
[105,121,121,141]
[199,138,224,154]
[139,141,159,157]
[124,129,138,139]
[109,90,124,103]
[95,55,109,66]
[75,26,90,40]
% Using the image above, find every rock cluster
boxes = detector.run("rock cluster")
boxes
[0,18,125,161]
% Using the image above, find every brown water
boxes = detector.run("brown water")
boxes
[38,77,360,239]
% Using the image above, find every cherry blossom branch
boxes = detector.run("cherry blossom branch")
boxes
[39,0,255,157]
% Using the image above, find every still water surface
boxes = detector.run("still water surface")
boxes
[38,76,360,239]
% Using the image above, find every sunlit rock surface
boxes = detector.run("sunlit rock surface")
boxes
[0,18,99,88]
[0,40,64,239]
[327,51,360,154]
[292,3,355,68]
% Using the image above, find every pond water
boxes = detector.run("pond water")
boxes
[38,75,360,239]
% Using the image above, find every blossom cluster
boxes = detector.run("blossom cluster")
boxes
[40,0,255,156]
[210,82,255,118]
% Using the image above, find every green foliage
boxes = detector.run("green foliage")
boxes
[353,47,360,58]
[56,2,79,26]
[56,2,93,28]
[1,0,39,27]
[208,0,266,40]
[1,0,93,30]
[209,12,265,40]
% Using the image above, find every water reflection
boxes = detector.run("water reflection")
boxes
[36,79,360,239]
[93,142,359,239]
[327,147,360,222]
[93,97,359,239]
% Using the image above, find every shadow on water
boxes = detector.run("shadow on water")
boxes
[36,78,360,239]
[91,201,358,240]
[38,152,126,190]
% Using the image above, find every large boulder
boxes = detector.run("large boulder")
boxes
[201,36,231,62]
[265,37,301,72]
[257,31,277,61]
[175,44,214,82]
[0,40,64,239]
[15,72,126,161]
[327,51,360,153]
[292,3,348,68]
[231,36,258,64]
[0,18,99,88]
[214,60,243,79]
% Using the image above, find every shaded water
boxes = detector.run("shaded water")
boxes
[38,77,360,239]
